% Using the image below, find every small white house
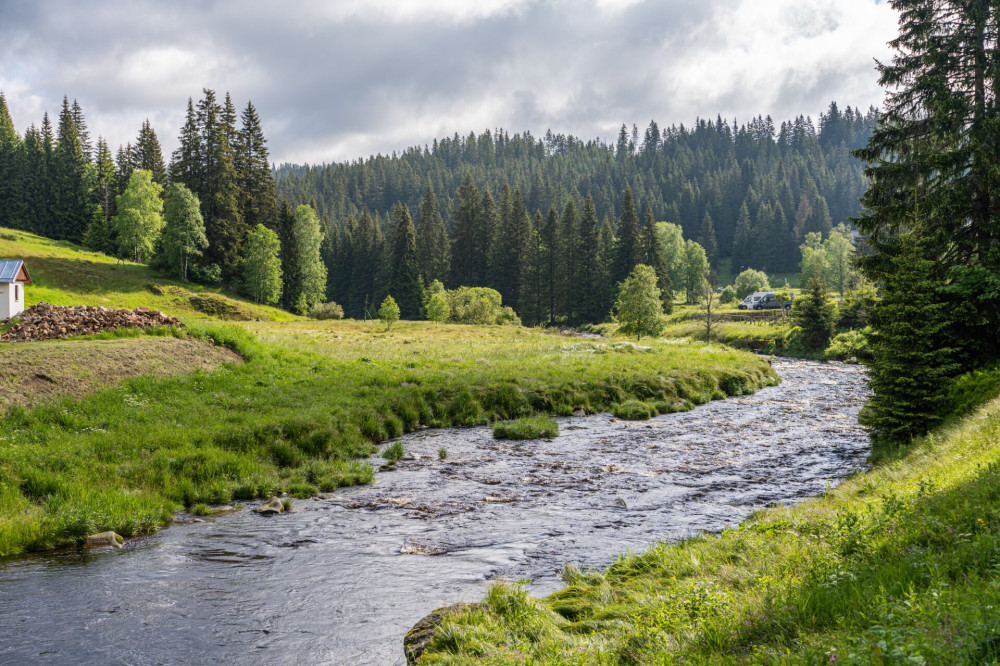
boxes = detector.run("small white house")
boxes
[0,260,32,321]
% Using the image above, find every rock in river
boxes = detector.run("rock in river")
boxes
[254,497,284,515]
[404,602,480,665]
[84,531,123,549]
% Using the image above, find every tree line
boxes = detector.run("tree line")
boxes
[276,103,875,276]
[0,90,327,313]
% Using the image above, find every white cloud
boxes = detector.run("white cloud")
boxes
[0,0,899,164]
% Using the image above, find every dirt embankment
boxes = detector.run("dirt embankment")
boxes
[0,337,242,408]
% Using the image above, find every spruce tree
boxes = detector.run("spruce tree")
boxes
[195,89,243,277]
[541,206,561,325]
[698,211,718,267]
[234,101,278,232]
[792,274,838,352]
[450,173,480,286]
[478,188,500,289]
[860,233,958,449]
[52,97,90,241]
[498,187,531,312]
[416,183,450,286]
[388,202,423,319]
[133,120,168,185]
[596,214,617,320]
[170,99,201,187]
[559,198,578,320]
[0,92,23,229]
[574,194,600,324]
[615,186,641,282]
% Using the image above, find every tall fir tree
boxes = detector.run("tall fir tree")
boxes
[416,182,450,286]
[574,194,601,324]
[234,101,278,232]
[0,92,23,229]
[133,120,167,185]
[541,206,561,325]
[860,232,958,449]
[450,172,481,286]
[52,97,91,241]
[615,185,641,283]
[698,211,718,267]
[499,187,532,312]
[388,202,423,319]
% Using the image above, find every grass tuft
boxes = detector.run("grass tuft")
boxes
[492,416,559,440]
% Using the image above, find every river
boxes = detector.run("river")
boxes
[0,358,869,665]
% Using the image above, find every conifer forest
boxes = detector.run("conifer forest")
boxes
[0,88,874,326]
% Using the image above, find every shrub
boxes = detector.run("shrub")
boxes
[497,306,521,326]
[310,301,344,320]
[825,327,872,360]
[719,285,737,303]
[438,447,448,460]
[733,268,770,300]
[189,262,222,285]
[492,416,559,440]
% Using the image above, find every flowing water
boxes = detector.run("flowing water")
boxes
[0,359,869,665]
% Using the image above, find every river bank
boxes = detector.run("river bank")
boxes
[415,364,1000,665]
[0,358,868,664]
[0,321,775,556]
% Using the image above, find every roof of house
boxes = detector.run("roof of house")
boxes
[0,260,31,284]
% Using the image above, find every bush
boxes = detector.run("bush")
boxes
[492,416,559,440]
[733,268,770,300]
[189,263,222,285]
[310,301,344,320]
[496,306,521,326]
[825,327,872,360]
[719,285,737,304]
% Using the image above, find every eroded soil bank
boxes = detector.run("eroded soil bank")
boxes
[0,336,242,408]
[0,358,868,665]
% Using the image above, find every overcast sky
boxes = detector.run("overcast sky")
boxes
[0,0,898,165]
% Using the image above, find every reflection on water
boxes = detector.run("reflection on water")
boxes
[0,359,869,665]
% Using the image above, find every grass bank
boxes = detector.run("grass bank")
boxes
[0,321,774,557]
[0,227,295,321]
[416,374,1000,665]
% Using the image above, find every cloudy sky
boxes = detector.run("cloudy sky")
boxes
[0,0,898,165]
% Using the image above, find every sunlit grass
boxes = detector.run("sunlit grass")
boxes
[419,382,1000,665]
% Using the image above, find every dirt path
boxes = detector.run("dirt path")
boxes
[0,336,242,408]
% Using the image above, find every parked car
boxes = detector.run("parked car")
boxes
[737,291,793,310]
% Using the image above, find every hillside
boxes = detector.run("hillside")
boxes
[0,227,297,322]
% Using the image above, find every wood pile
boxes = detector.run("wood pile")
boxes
[0,303,183,342]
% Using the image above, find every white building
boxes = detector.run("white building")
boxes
[0,260,32,321]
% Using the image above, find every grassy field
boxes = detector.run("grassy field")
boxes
[415,372,1000,665]
[0,315,776,556]
[0,227,296,321]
